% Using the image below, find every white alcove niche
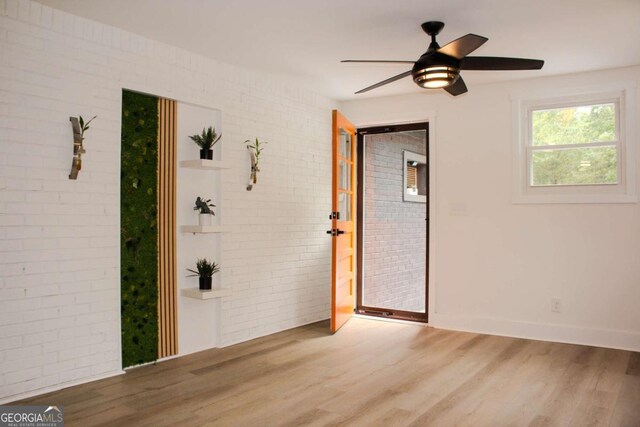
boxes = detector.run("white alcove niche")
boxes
[176,101,227,356]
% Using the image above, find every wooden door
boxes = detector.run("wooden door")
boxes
[330,110,357,333]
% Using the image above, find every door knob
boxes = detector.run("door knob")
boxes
[326,229,345,236]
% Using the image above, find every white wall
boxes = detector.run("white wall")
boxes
[0,0,334,402]
[341,66,640,351]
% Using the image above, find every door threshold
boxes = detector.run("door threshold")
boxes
[353,313,430,327]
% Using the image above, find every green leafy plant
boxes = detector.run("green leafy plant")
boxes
[189,126,222,150]
[244,138,268,168]
[186,258,220,278]
[79,115,97,138]
[194,196,215,215]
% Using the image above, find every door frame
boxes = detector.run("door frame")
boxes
[355,122,430,323]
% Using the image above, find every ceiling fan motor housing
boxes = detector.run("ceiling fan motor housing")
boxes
[412,52,460,89]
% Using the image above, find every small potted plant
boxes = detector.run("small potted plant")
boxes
[189,126,222,160]
[194,196,215,226]
[187,258,220,290]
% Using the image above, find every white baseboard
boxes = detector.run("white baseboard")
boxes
[0,370,125,405]
[430,313,640,352]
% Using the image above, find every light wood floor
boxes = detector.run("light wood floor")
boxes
[15,317,640,426]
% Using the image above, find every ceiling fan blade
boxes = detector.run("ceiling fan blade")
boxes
[355,70,412,94]
[461,56,544,70]
[444,76,468,96]
[342,60,415,64]
[438,34,488,59]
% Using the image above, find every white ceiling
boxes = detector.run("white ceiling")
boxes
[36,0,640,100]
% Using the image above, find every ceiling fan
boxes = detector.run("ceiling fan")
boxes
[342,21,544,96]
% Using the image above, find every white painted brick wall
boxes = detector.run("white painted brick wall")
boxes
[363,133,426,312]
[0,0,334,402]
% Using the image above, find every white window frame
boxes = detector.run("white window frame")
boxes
[511,83,637,204]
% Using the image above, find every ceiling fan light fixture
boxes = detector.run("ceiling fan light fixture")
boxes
[413,65,460,89]
[345,21,544,96]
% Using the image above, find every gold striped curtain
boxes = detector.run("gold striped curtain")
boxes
[157,98,178,359]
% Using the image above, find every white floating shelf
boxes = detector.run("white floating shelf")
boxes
[180,225,225,234]
[179,159,229,170]
[181,288,232,300]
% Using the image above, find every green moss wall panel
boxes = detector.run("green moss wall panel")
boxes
[120,90,159,368]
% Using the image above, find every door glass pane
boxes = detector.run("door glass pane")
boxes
[339,129,351,160]
[339,160,351,190]
[338,191,351,222]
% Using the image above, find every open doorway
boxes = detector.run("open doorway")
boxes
[356,123,429,322]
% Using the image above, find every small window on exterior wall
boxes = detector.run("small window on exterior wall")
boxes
[512,84,637,203]
[403,150,427,203]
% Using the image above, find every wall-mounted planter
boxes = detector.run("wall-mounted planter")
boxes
[244,138,267,191]
[69,117,85,180]
[68,115,96,180]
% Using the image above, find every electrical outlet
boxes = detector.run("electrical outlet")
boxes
[551,298,562,313]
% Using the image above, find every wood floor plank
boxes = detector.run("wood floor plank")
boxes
[9,318,639,426]
[610,375,640,426]
[405,338,531,426]
[626,352,640,376]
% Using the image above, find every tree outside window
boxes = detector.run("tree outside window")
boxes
[529,102,618,186]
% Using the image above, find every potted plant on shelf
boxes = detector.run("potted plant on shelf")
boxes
[189,126,222,160]
[194,196,215,226]
[187,258,220,290]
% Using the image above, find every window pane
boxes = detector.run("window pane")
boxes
[339,129,351,159]
[532,103,616,146]
[531,146,617,186]
[339,160,351,190]
[338,191,351,221]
